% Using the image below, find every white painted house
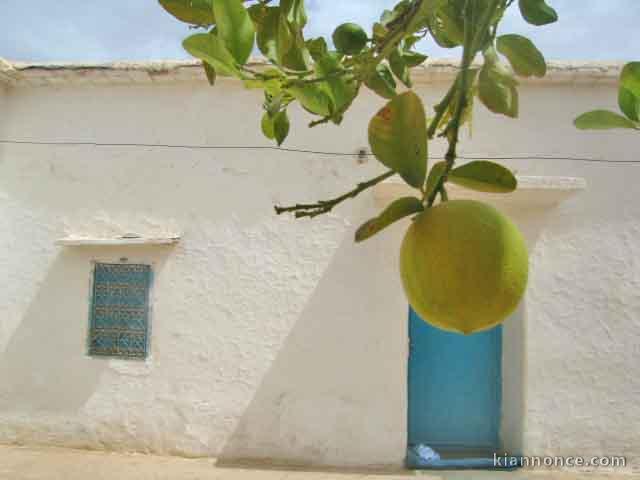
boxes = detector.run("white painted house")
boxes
[0,58,638,470]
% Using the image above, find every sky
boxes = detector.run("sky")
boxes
[1,1,638,63]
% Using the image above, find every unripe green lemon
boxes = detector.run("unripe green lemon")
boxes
[332,23,368,55]
[400,200,528,335]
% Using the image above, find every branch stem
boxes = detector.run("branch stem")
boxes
[427,0,502,207]
[275,170,395,218]
[285,70,354,87]
[366,0,426,76]
[427,81,457,139]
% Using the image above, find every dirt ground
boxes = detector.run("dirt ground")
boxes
[0,445,636,480]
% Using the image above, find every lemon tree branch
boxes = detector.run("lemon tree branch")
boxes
[365,0,427,76]
[427,0,502,207]
[275,170,395,218]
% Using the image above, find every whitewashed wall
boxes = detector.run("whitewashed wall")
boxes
[0,66,638,469]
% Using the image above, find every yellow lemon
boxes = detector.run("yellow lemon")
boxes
[400,200,528,334]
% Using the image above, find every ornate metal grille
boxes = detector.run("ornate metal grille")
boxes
[88,263,151,359]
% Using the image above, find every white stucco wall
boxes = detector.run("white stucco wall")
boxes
[0,62,638,469]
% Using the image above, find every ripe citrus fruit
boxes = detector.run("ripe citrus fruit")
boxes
[332,23,368,55]
[400,200,528,335]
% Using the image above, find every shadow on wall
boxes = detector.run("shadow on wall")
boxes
[497,204,569,456]
[215,201,570,468]
[0,246,171,416]
[501,301,525,456]
[217,203,409,469]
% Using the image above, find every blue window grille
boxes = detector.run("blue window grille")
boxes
[88,263,152,359]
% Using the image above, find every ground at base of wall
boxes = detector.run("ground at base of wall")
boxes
[0,446,635,480]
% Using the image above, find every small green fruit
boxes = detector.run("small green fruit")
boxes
[332,23,368,55]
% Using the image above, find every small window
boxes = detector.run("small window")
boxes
[88,263,152,359]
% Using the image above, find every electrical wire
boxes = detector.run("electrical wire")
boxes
[1,139,639,164]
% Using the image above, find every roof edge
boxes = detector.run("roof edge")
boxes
[0,57,623,88]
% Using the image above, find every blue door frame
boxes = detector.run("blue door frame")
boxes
[407,308,502,465]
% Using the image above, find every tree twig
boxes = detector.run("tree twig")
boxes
[366,0,426,76]
[275,170,395,218]
[427,80,457,139]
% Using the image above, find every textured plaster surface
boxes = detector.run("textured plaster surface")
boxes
[0,74,638,468]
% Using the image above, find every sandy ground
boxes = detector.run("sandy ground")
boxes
[0,445,637,480]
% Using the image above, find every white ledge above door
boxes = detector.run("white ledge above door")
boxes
[373,176,587,210]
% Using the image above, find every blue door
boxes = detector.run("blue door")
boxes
[408,308,502,458]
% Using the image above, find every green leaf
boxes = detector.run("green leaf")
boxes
[478,55,519,118]
[619,62,640,121]
[404,34,421,50]
[372,22,388,43]
[380,1,411,26]
[243,78,264,89]
[183,32,240,77]
[264,91,284,116]
[497,34,546,78]
[315,52,357,115]
[273,110,290,146]
[424,161,446,199]
[368,91,428,189]
[262,108,290,145]
[288,83,334,117]
[261,112,275,140]
[389,48,412,88]
[421,0,458,48]
[355,197,424,243]
[429,15,460,48]
[306,37,329,61]
[619,88,640,123]
[365,64,397,99]
[574,110,638,130]
[435,1,464,45]
[518,0,558,26]
[252,6,308,70]
[203,61,217,85]
[380,9,394,24]
[213,0,255,65]
[280,0,307,28]
[277,16,310,71]
[159,0,215,25]
[246,74,284,94]
[448,161,517,193]
[403,51,428,68]
[262,72,284,96]
[253,6,279,63]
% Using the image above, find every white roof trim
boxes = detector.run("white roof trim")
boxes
[0,57,623,88]
[374,176,587,210]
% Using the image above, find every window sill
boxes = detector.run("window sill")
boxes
[56,235,181,246]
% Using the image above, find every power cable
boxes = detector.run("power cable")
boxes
[1,139,639,164]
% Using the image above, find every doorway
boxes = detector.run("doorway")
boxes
[407,307,502,468]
